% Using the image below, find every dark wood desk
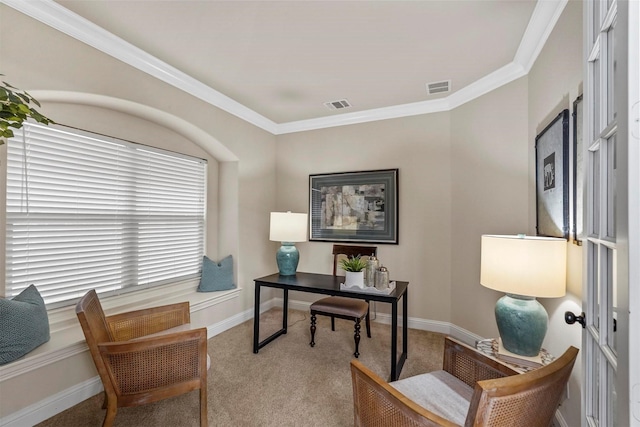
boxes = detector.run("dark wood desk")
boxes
[253,272,408,381]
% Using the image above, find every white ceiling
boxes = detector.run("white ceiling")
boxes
[5,0,567,134]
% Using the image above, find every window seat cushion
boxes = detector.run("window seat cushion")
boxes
[390,369,472,425]
[198,255,235,292]
[0,285,50,365]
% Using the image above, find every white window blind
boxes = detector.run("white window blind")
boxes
[6,123,206,308]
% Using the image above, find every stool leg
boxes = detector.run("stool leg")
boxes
[354,318,361,358]
[310,313,316,347]
[331,316,335,331]
[365,305,371,338]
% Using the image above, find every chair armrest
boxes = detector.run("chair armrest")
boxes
[443,337,518,388]
[350,360,458,427]
[98,328,208,396]
[105,302,191,341]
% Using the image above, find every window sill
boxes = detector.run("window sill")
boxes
[0,280,240,382]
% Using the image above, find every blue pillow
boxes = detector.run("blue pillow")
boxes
[197,255,235,292]
[0,285,50,365]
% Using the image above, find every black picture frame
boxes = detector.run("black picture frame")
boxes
[572,95,584,244]
[309,169,398,244]
[535,109,570,240]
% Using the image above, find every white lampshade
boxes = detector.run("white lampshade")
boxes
[480,235,567,298]
[269,212,308,243]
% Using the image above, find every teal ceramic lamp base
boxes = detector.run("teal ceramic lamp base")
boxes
[276,242,299,276]
[495,294,548,357]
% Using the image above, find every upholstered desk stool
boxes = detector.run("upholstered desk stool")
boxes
[310,297,370,358]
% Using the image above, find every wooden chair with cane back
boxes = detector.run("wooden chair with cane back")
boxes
[351,336,579,426]
[309,244,377,358]
[76,290,209,427]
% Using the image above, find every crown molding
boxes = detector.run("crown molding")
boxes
[276,97,451,134]
[1,0,279,135]
[2,0,567,135]
[513,0,569,72]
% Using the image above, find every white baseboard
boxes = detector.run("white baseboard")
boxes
[205,298,276,338]
[553,410,569,427]
[0,296,481,426]
[282,297,481,345]
[0,377,103,427]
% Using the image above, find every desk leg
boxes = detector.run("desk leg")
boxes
[403,289,408,358]
[391,301,398,381]
[389,290,408,381]
[253,283,261,353]
[283,289,289,334]
[253,284,289,353]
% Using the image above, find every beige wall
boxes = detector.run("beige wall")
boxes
[276,113,453,320]
[449,77,530,337]
[0,5,277,417]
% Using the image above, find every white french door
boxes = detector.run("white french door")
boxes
[582,0,637,426]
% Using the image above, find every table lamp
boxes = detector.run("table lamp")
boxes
[480,234,566,357]
[269,212,308,276]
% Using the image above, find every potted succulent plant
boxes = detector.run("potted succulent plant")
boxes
[340,255,367,288]
[1,75,55,141]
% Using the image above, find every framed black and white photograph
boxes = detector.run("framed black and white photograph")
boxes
[309,169,398,244]
[535,109,570,239]
[572,95,584,244]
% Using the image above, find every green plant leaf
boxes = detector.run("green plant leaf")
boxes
[339,255,367,272]
[0,77,55,131]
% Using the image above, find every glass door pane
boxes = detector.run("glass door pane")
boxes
[606,25,617,123]
[593,58,602,136]
[607,246,618,353]
[608,364,617,426]
[590,149,601,236]
[606,136,617,238]
[589,241,601,331]
[592,347,601,425]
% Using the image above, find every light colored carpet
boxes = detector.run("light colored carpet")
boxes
[36,308,445,426]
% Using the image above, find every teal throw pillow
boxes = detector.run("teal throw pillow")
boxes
[198,255,235,292]
[0,284,50,365]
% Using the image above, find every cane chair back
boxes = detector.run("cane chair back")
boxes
[76,290,209,427]
[351,337,578,427]
[466,344,579,426]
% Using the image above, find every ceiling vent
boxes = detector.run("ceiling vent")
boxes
[324,99,351,110]
[426,80,451,95]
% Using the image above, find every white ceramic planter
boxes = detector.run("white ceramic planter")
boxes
[344,271,365,289]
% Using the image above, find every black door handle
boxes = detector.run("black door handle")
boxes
[565,311,586,328]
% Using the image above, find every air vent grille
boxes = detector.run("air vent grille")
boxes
[426,80,451,95]
[324,99,351,110]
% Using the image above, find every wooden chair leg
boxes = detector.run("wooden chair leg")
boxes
[200,386,208,427]
[331,316,335,331]
[310,313,317,347]
[102,402,117,427]
[353,318,362,358]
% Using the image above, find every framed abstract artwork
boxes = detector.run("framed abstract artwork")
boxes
[535,110,570,240]
[309,169,398,244]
